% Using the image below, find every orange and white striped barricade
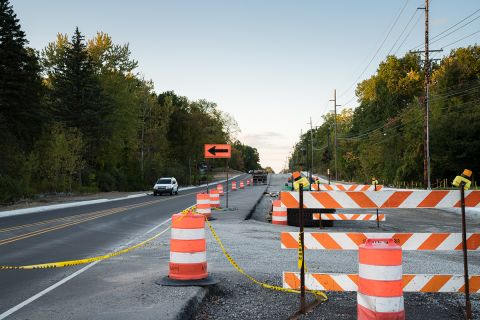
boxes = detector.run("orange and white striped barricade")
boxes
[217,184,224,196]
[239,180,244,189]
[232,181,237,191]
[196,193,211,219]
[247,179,251,187]
[320,184,384,191]
[280,232,480,251]
[357,238,404,319]
[272,200,287,225]
[159,212,218,286]
[209,189,220,209]
[312,213,385,221]
[283,273,480,293]
[279,190,480,209]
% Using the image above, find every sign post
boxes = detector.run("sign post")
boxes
[205,144,232,209]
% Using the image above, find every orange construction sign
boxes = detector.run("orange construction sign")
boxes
[204,144,231,159]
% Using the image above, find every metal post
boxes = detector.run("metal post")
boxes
[375,182,379,228]
[206,159,210,193]
[460,183,472,319]
[333,90,338,181]
[299,184,305,314]
[309,117,314,190]
[226,159,229,209]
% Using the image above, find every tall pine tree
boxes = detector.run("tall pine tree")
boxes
[50,27,113,168]
[0,0,42,146]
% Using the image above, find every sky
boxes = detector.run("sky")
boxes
[11,0,480,172]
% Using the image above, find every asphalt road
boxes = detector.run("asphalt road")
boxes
[0,174,249,317]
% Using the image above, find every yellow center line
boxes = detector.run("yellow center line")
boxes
[0,191,197,246]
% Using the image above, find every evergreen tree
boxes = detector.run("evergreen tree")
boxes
[0,0,42,146]
[50,27,113,166]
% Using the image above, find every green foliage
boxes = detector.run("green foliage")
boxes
[291,47,480,187]
[34,123,84,192]
[0,0,43,146]
[0,5,261,203]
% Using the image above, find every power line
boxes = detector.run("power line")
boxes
[338,0,410,99]
[440,29,480,49]
[429,15,480,46]
[388,9,420,56]
[411,8,480,51]
[394,10,424,55]
[336,82,480,140]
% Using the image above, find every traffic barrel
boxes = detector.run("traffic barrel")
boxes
[217,184,224,196]
[196,193,211,219]
[209,189,220,208]
[357,238,404,320]
[247,179,251,187]
[232,181,237,191]
[158,212,218,286]
[239,180,244,189]
[272,200,287,225]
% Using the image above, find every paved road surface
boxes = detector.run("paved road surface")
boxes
[0,174,249,317]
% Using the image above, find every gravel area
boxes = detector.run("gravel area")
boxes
[196,273,480,319]
[194,174,480,319]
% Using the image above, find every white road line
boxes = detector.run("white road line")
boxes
[0,261,100,319]
[0,214,176,319]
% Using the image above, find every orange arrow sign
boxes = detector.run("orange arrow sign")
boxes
[205,144,231,158]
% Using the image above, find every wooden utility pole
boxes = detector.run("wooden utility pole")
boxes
[330,90,341,181]
[424,0,431,190]
[412,1,442,189]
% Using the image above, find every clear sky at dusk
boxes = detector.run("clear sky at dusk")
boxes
[11,0,480,172]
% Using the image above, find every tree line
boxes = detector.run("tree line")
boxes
[291,46,480,187]
[0,0,260,204]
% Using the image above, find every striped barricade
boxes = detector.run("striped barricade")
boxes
[279,190,480,209]
[311,184,383,191]
[280,232,480,251]
[283,272,480,293]
[312,213,385,221]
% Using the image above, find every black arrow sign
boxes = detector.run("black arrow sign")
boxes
[208,146,228,155]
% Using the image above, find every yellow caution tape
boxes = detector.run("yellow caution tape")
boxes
[204,218,328,301]
[0,205,197,270]
[297,232,308,273]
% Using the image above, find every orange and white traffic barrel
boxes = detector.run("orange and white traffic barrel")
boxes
[246,179,251,187]
[239,180,244,189]
[357,238,404,320]
[196,193,211,219]
[232,181,237,191]
[209,189,220,208]
[217,184,224,196]
[272,200,287,225]
[158,212,218,286]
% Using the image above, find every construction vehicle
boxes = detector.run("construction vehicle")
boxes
[252,169,268,184]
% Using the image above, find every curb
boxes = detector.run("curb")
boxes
[245,175,272,221]
[244,185,269,221]
[174,287,210,320]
